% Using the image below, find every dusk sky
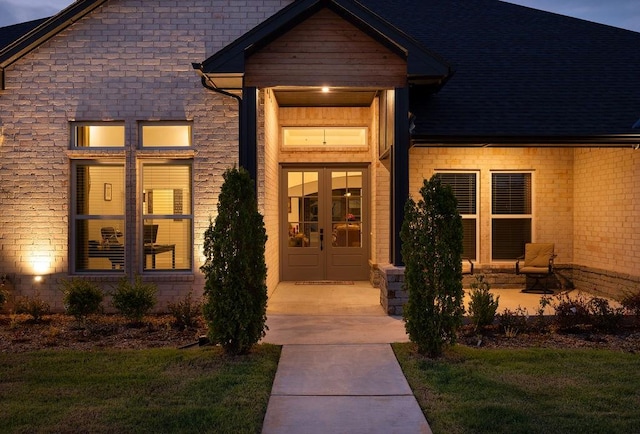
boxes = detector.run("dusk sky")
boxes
[0,0,639,32]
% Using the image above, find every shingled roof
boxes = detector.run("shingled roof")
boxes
[0,18,48,51]
[359,0,640,143]
[1,0,638,143]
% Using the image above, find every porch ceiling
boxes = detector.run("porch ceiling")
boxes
[273,87,377,107]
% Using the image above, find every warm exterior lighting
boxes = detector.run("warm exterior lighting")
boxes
[34,275,43,283]
[31,254,51,275]
[321,86,330,93]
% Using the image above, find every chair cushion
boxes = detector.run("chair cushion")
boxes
[524,243,554,267]
[519,266,550,275]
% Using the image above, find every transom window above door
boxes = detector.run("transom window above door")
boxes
[282,127,368,148]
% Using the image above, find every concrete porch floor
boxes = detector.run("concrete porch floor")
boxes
[267,280,560,317]
[262,280,575,345]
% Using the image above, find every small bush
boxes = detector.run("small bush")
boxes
[111,275,157,324]
[498,306,529,336]
[15,294,50,322]
[0,289,7,311]
[552,292,591,331]
[167,291,202,329]
[588,297,625,332]
[621,290,640,318]
[60,278,104,322]
[468,275,499,331]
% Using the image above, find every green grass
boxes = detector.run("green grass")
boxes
[0,345,281,433]
[393,343,640,434]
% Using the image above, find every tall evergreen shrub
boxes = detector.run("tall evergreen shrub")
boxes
[400,175,465,357]
[201,167,268,355]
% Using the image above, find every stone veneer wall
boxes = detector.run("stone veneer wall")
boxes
[573,148,640,294]
[261,90,281,295]
[0,0,293,311]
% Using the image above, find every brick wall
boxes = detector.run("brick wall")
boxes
[261,89,281,294]
[0,0,292,310]
[409,147,575,268]
[573,148,640,297]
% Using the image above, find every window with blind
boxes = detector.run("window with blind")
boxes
[142,163,193,270]
[72,163,126,271]
[435,172,478,260]
[491,172,532,260]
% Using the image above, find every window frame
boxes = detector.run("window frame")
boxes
[490,171,534,262]
[70,121,126,149]
[140,160,194,272]
[435,171,479,262]
[70,160,126,273]
[139,121,193,149]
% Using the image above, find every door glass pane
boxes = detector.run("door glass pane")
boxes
[331,171,362,248]
[288,171,318,248]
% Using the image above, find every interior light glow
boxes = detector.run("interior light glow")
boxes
[321,87,330,93]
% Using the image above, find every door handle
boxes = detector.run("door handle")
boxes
[319,228,324,251]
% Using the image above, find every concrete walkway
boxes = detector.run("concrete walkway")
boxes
[260,280,570,433]
[261,281,429,433]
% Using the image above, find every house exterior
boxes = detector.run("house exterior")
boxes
[0,0,638,314]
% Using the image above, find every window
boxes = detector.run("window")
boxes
[142,163,193,270]
[491,172,532,260]
[72,162,126,271]
[436,172,478,260]
[72,123,125,148]
[282,127,368,147]
[140,123,192,148]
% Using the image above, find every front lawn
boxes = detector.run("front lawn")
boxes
[393,343,640,434]
[0,345,281,433]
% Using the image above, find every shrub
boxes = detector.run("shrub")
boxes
[498,306,529,336]
[167,291,202,329]
[588,297,625,333]
[467,275,500,331]
[400,175,465,357]
[552,292,591,331]
[621,290,640,318]
[0,289,7,311]
[111,275,157,324]
[15,294,50,322]
[201,167,268,355]
[60,278,104,322]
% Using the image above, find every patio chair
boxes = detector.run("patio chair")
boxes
[516,243,556,294]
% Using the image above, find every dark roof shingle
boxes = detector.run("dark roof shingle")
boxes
[361,0,640,140]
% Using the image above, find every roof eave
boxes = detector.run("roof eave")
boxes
[0,0,108,89]
[411,134,640,148]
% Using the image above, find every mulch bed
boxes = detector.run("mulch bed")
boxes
[0,314,207,353]
[2,314,640,353]
[458,323,640,353]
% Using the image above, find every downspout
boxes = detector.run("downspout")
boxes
[200,75,242,107]
[198,74,257,193]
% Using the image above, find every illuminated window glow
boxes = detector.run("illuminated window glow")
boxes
[282,127,368,147]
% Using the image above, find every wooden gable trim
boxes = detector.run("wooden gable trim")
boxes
[195,0,452,85]
[244,9,407,88]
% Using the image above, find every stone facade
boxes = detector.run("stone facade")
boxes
[1,0,638,314]
[0,0,293,310]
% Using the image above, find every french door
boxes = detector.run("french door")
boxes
[281,166,369,281]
